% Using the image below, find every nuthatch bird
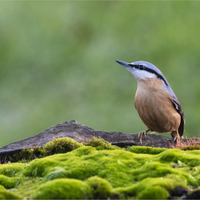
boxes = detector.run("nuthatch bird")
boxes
[116,60,185,144]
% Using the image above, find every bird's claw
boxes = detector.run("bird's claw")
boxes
[174,135,181,143]
[171,131,183,144]
[138,131,147,144]
[171,131,181,144]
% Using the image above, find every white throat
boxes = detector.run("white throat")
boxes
[128,68,156,80]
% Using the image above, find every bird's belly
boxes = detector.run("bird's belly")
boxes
[134,90,181,133]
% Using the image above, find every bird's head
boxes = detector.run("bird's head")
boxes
[116,60,169,86]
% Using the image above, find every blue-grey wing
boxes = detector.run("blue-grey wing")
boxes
[165,83,185,137]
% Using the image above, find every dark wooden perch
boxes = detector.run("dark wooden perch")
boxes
[0,120,174,162]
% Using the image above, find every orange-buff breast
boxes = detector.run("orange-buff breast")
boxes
[134,78,181,133]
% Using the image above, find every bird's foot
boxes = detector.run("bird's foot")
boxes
[138,131,146,144]
[174,135,181,144]
[171,131,181,144]
[138,129,150,144]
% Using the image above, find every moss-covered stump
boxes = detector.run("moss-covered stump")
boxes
[1,138,200,199]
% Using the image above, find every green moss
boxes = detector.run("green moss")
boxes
[33,178,92,199]
[137,185,169,199]
[86,176,118,199]
[131,161,197,185]
[85,137,120,150]
[23,146,139,187]
[0,175,19,189]
[43,137,83,156]
[129,146,166,154]
[7,137,83,163]
[159,149,200,167]
[0,163,24,177]
[45,167,68,182]
[7,137,120,164]
[0,185,21,199]
[10,147,44,163]
[72,145,95,157]
[117,176,187,199]
[16,177,43,197]
[182,144,200,151]
[23,157,58,177]
[3,144,200,199]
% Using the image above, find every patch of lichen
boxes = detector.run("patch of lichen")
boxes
[85,137,120,150]
[3,140,200,199]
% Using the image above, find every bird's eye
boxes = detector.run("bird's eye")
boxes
[139,65,145,70]
[128,64,145,70]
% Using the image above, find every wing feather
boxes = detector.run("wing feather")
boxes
[171,98,185,137]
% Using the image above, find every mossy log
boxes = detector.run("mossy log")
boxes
[0,120,173,159]
[0,139,199,199]
[0,121,200,199]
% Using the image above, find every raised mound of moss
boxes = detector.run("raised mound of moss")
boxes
[1,137,200,199]
[84,137,120,150]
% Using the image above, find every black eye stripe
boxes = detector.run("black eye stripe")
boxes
[128,64,169,86]
[145,68,169,86]
[129,64,145,70]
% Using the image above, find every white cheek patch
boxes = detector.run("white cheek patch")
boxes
[128,68,156,80]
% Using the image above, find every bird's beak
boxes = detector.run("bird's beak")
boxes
[116,60,130,69]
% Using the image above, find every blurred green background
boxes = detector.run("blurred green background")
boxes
[0,2,200,147]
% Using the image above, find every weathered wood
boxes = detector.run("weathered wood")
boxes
[0,120,173,160]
